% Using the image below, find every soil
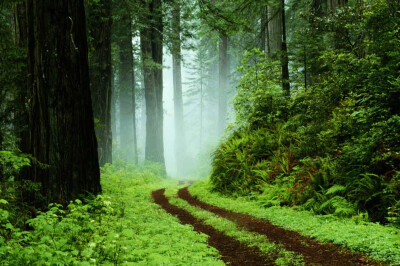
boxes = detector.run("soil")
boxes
[178,187,383,266]
[152,188,274,265]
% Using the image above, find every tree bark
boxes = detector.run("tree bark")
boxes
[111,69,117,147]
[281,0,290,96]
[140,0,165,165]
[88,0,112,166]
[260,6,266,52]
[218,33,228,136]
[172,1,186,175]
[117,14,137,163]
[13,1,30,180]
[268,1,282,55]
[27,0,101,204]
[327,0,347,12]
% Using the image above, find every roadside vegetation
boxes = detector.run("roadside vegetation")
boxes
[0,163,223,265]
[210,1,400,227]
[190,180,400,264]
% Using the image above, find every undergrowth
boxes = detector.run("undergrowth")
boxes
[0,163,223,265]
[210,1,400,226]
[190,179,400,264]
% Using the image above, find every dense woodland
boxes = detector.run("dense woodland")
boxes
[1,0,400,264]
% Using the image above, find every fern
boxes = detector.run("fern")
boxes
[326,185,347,196]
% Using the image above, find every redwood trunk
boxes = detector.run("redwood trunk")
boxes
[140,0,165,165]
[281,0,290,96]
[27,0,101,204]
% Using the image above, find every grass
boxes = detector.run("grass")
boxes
[100,165,224,265]
[166,190,305,266]
[189,179,400,264]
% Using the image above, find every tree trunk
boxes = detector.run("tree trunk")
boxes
[88,0,112,166]
[117,14,137,163]
[140,0,165,165]
[268,1,282,55]
[218,33,228,136]
[281,0,290,96]
[208,45,219,138]
[260,6,266,52]
[111,69,117,147]
[27,0,101,204]
[13,2,30,180]
[131,59,138,165]
[172,1,186,175]
[327,0,347,12]
[200,64,204,148]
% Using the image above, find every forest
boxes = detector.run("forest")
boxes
[1,0,400,264]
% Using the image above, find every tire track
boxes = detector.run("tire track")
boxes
[152,188,273,266]
[178,187,382,266]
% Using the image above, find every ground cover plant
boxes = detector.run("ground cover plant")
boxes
[190,180,400,264]
[0,164,223,265]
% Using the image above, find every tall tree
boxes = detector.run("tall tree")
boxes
[171,0,186,175]
[268,1,282,54]
[26,0,101,203]
[218,33,228,135]
[13,1,29,154]
[116,10,138,163]
[87,0,113,166]
[327,0,347,12]
[281,0,290,95]
[140,0,165,165]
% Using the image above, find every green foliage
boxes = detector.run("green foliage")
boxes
[210,1,400,225]
[190,180,400,264]
[0,163,223,265]
[0,151,30,178]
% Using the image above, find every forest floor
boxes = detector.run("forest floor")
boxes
[153,183,387,266]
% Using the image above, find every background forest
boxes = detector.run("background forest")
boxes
[1,0,400,264]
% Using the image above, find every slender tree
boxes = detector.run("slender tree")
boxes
[26,0,101,203]
[140,0,165,165]
[171,0,187,175]
[13,1,29,155]
[281,0,290,95]
[268,1,282,54]
[116,11,138,163]
[218,33,228,135]
[88,0,113,166]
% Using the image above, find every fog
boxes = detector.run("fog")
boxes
[114,41,238,179]
[163,49,220,178]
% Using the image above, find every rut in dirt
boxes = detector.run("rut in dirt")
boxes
[151,188,273,266]
[178,187,382,266]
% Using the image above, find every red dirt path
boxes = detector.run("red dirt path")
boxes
[178,187,382,266]
[151,188,274,265]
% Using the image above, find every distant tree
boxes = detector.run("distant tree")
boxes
[114,1,138,163]
[140,0,165,165]
[170,0,187,175]
[87,0,113,166]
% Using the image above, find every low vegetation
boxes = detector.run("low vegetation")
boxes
[190,180,400,264]
[210,0,400,226]
[0,163,223,265]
